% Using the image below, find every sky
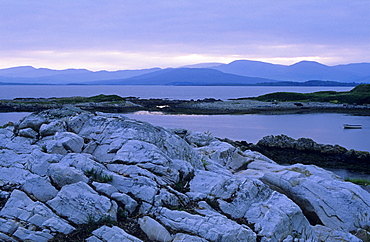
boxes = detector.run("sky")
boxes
[0,0,369,71]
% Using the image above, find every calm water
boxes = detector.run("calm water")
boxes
[0,85,368,152]
[1,111,369,152]
[0,85,352,100]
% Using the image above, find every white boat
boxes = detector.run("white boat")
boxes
[343,124,362,129]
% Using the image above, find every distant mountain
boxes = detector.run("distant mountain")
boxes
[89,68,278,85]
[211,60,370,83]
[180,62,223,68]
[0,60,369,85]
[0,67,161,84]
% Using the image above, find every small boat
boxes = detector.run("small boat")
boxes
[343,124,362,129]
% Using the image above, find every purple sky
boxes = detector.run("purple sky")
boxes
[1,0,369,70]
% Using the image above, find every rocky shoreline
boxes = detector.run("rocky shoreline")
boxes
[1,96,370,115]
[0,108,369,241]
[222,134,370,174]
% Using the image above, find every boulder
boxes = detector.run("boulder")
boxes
[22,176,58,202]
[0,190,74,234]
[18,128,38,139]
[48,163,89,187]
[39,120,67,137]
[188,170,317,241]
[88,225,143,242]
[248,161,370,232]
[156,207,257,242]
[47,182,117,224]
[138,216,173,242]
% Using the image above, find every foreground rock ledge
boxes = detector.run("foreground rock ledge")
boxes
[0,108,369,242]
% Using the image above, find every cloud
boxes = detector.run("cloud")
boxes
[0,0,369,70]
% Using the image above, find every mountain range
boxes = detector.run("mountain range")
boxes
[0,60,369,86]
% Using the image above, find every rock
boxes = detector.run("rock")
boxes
[39,120,67,137]
[184,130,217,147]
[0,232,17,242]
[54,131,84,153]
[89,225,143,242]
[0,218,18,234]
[313,225,362,242]
[18,113,47,131]
[22,176,58,202]
[156,207,257,242]
[0,190,74,234]
[18,128,38,139]
[138,216,173,242]
[24,149,63,176]
[48,163,89,187]
[92,182,119,196]
[249,161,370,232]
[188,170,317,241]
[172,233,208,242]
[110,173,158,203]
[47,181,117,224]
[196,140,252,171]
[13,227,53,242]
[111,192,138,214]
[1,109,369,241]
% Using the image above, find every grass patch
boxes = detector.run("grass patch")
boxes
[84,168,113,183]
[252,84,370,105]
[344,177,370,186]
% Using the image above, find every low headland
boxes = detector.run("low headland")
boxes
[1,84,370,115]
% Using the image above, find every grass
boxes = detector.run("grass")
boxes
[252,84,370,105]
[344,177,370,186]
[84,168,113,183]
[11,94,126,105]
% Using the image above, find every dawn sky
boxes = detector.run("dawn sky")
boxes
[0,0,369,71]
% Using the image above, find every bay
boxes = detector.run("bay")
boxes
[124,111,370,152]
[0,85,368,152]
[0,85,352,100]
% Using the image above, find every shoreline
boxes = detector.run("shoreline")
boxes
[1,96,370,115]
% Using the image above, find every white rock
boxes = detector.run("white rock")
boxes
[91,225,143,242]
[47,181,117,224]
[39,120,67,137]
[196,141,252,171]
[189,170,317,241]
[0,190,74,234]
[313,225,362,242]
[48,163,89,187]
[184,130,217,147]
[110,173,158,203]
[13,227,53,242]
[42,217,75,234]
[111,192,138,214]
[156,207,257,242]
[0,167,38,185]
[22,176,58,202]
[0,232,17,242]
[250,161,370,232]
[18,114,47,131]
[25,149,63,176]
[18,128,38,139]
[59,153,107,172]
[54,131,84,153]
[92,182,119,196]
[138,216,173,242]
[173,233,208,242]
[0,218,18,234]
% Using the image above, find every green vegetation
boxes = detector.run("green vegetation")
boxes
[84,168,113,183]
[12,94,126,105]
[252,84,370,105]
[344,177,370,186]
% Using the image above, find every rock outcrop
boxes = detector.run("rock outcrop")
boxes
[0,108,369,241]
